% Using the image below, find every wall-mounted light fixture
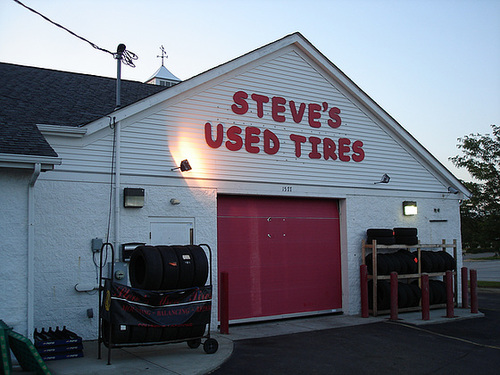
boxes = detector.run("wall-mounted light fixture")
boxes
[374,174,390,184]
[403,201,417,216]
[123,188,145,208]
[171,159,192,172]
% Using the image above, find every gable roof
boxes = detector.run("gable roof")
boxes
[0,62,168,159]
[0,33,469,196]
[96,32,468,197]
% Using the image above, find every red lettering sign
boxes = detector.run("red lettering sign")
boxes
[203,91,366,163]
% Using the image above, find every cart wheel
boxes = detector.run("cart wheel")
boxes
[203,338,218,354]
[187,338,201,349]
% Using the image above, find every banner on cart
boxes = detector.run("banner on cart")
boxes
[102,280,212,327]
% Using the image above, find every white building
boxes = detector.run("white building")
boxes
[0,33,468,340]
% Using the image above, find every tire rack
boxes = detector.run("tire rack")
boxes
[361,239,458,316]
[97,243,218,365]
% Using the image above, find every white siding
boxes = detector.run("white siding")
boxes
[114,49,446,193]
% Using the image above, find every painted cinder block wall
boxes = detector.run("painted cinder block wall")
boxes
[0,170,31,335]
[29,174,461,339]
[344,194,461,314]
[32,178,217,340]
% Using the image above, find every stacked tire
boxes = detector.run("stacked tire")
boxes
[102,322,207,345]
[129,245,209,291]
[123,245,209,345]
[394,227,418,245]
[366,228,419,246]
[365,250,418,275]
[414,250,455,273]
[368,281,421,309]
[366,229,395,245]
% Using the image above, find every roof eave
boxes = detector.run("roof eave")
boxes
[0,153,62,171]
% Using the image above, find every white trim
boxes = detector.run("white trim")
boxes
[0,153,61,170]
[37,124,87,138]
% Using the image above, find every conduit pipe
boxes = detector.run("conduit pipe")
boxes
[27,163,41,341]
[114,120,121,261]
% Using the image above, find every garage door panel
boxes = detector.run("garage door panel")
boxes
[218,195,341,321]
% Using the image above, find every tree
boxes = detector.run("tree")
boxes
[451,124,500,253]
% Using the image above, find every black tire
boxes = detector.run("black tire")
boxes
[191,324,206,338]
[440,251,455,271]
[147,326,163,343]
[203,338,219,354]
[102,321,130,344]
[407,252,419,274]
[129,326,148,344]
[368,280,391,310]
[187,338,202,349]
[365,253,374,274]
[188,245,209,287]
[172,246,195,289]
[386,254,400,274]
[397,250,416,274]
[377,254,389,275]
[430,251,445,272]
[394,252,408,274]
[437,280,447,304]
[161,327,179,342]
[156,246,180,290]
[429,280,446,305]
[367,229,394,237]
[420,251,433,273]
[408,283,421,307]
[367,236,396,245]
[129,246,164,290]
[394,235,419,245]
[393,227,418,237]
[397,282,409,308]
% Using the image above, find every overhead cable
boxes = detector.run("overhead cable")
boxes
[13,0,137,67]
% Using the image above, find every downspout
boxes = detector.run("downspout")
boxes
[28,163,41,341]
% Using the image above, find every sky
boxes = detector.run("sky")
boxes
[1,0,499,182]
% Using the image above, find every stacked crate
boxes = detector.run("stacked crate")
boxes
[34,327,83,361]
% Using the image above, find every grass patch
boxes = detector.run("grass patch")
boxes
[475,255,500,261]
[477,281,500,289]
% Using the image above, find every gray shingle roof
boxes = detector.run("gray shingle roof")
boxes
[0,62,169,157]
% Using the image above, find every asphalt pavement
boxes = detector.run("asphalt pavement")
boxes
[210,289,500,375]
[463,252,500,281]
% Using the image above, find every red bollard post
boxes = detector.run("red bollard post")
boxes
[220,272,229,334]
[421,274,430,320]
[390,272,398,321]
[470,269,478,314]
[360,264,369,318]
[445,270,454,318]
[461,267,469,308]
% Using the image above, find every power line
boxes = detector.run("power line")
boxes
[13,0,138,67]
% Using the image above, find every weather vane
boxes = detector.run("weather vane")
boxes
[157,45,168,66]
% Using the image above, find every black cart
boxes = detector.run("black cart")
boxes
[98,243,218,365]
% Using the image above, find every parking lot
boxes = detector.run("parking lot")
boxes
[211,289,500,375]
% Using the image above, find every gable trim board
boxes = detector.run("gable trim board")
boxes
[1,32,467,338]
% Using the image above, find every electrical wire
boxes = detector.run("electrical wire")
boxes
[13,0,137,67]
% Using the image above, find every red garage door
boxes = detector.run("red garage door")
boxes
[217,195,342,321]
